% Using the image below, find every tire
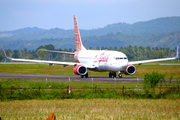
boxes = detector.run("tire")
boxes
[85,73,88,78]
[113,72,116,78]
[109,72,112,78]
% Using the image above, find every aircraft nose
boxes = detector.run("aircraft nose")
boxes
[119,60,128,70]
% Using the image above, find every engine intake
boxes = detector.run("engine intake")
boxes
[124,64,136,75]
[73,65,87,75]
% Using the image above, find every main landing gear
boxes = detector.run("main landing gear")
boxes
[81,72,88,78]
[109,72,122,78]
[109,72,116,78]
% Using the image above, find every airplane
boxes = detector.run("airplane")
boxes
[2,15,179,78]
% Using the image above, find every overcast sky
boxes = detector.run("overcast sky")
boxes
[0,0,180,31]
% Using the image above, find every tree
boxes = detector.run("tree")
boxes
[0,51,4,61]
[36,45,44,51]
[36,49,48,60]
[143,72,165,89]
[19,49,25,58]
[12,50,19,58]
[157,51,165,58]
[44,44,55,50]
[26,54,33,59]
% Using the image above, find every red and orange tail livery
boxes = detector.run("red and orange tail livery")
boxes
[74,15,86,51]
[46,113,56,120]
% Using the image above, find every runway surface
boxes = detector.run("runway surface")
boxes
[0,73,177,83]
[0,73,142,83]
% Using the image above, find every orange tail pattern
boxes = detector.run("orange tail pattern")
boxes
[46,113,56,120]
[74,15,82,51]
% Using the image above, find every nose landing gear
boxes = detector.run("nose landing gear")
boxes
[118,74,122,78]
[118,71,122,78]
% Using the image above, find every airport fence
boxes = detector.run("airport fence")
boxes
[0,77,180,100]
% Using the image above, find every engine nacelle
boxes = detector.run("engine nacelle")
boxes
[73,65,87,75]
[124,64,136,75]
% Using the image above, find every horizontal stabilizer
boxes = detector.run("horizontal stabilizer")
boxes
[39,49,74,55]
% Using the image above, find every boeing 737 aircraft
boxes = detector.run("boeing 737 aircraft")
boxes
[2,15,179,78]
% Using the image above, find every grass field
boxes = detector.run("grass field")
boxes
[0,63,180,119]
[0,62,180,78]
[0,99,180,120]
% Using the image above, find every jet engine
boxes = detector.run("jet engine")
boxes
[124,64,136,75]
[73,65,87,75]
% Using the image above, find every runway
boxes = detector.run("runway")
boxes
[0,73,177,83]
[0,73,142,83]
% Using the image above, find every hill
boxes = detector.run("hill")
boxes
[1,16,180,40]
[0,16,180,50]
[1,31,180,50]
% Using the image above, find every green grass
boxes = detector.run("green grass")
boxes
[0,63,180,78]
[134,64,180,78]
[1,78,180,101]
[0,99,180,120]
[1,63,180,119]
[1,78,143,89]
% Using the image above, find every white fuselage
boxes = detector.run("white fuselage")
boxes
[76,50,128,72]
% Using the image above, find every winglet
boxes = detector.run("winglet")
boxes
[1,47,9,59]
[175,46,178,58]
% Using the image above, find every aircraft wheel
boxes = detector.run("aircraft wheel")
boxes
[109,72,112,78]
[85,72,88,78]
[81,75,84,78]
[113,72,116,78]
[119,74,122,78]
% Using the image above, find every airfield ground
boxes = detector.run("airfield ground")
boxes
[0,62,180,119]
[0,62,180,78]
[1,99,180,120]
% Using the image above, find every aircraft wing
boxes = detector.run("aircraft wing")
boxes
[128,46,178,65]
[39,49,74,55]
[2,47,95,68]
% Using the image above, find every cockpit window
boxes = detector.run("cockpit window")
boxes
[115,57,127,60]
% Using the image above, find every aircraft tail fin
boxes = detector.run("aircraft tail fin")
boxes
[74,15,86,51]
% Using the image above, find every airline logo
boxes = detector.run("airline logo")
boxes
[74,16,82,51]
[99,53,111,62]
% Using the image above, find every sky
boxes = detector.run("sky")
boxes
[0,0,180,31]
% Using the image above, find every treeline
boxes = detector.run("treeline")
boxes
[0,44,179,62]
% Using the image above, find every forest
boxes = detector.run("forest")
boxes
[0,44,178,62]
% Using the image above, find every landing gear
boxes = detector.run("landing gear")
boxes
[118,74,122,78]
[109,72,112,78]
[85,72,88,78]
[118,71,122,78]
[81,72,88,78]
[109,72,116,78]
[113,72,116,77]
